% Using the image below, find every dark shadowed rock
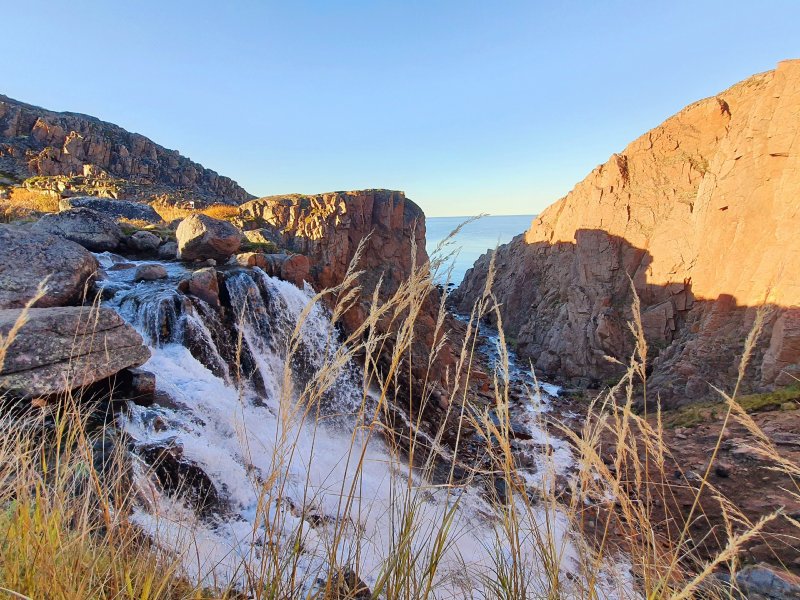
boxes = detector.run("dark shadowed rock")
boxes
[59,197,163,224]
[128,230,162,253]
[32,207,123,251]
[0,306,149,397]
[158,241,178,259]
[0,224,98,308]
[138,441,222,517]
[176,214,242,262]
[736,564,800,599]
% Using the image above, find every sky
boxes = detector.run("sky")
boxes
[2,1,799,217]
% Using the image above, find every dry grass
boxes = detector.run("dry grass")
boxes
[8,187,61,213]
[0,188,61,222]
[152,203,240,223]
[0,228,797,598]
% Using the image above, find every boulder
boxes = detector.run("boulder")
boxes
[176,214,241,262]
[32,207,123,252]
[281,254,310,287]
[128,230,162,253]
[134,264,168,281]
[59,197,163,224]
[158,241,178,260]
[234,252,269,268]
[0,224,98,308]
[182,267,220,307]
[0,306,150,397]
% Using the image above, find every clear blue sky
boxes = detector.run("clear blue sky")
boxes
[3,1,799,216]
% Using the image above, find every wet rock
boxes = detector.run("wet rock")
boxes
[59,197,163,224]
[109,262,136,271]
[183,267,220,308]
[128,230,162,253]
[116,367,156,406]
[134,263,168,281]
[0,224,98,308]
[32,207,123,251]
[0,306,149,397]
[176,214,241,262]
[139,442,222,517]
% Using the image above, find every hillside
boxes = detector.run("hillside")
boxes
[0,94,253,206]
[456,59,800,405]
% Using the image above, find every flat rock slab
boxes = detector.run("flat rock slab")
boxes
[0,306,150,397]
[60,196,163,224]
[32,207,123,252]
[0,224,98,309]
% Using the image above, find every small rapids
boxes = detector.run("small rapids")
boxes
[97,253,633,598]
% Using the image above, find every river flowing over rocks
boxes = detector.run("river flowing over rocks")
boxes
[93,252,632,598]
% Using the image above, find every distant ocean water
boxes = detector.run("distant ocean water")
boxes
[425,214,535,285]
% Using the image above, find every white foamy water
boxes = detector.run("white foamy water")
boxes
[98,255,634,598]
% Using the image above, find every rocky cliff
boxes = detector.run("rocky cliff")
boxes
[240,189,427,306]
[456,60,800,405]
[0,94,253,205]
[240,189,458,406]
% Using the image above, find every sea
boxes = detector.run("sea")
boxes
[425,214,534,285]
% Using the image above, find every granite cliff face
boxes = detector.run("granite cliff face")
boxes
[456,60,800,404]
[0,94,253,205]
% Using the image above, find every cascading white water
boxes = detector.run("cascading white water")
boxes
[97,254,633,599]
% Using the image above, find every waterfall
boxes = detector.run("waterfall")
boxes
[96,254,632,599]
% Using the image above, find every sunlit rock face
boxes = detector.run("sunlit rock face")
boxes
[456,60,800,404]
[0,94,253,205]
[239,189,427,300]
[240,189,459,419]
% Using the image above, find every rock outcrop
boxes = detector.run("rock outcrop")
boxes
[0,224,98,308]
[456,60,800,404]
[32,207,123,252]
[239,190,427,314]
[59,196,163,223]
[0,306,149,398]
[239,190,457,410]
[0,94,253,205]
[176,213,242,262]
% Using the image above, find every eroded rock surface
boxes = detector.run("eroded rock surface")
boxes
[0,224,98,308]
[456,60,800,404]
[0,306,149,397]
